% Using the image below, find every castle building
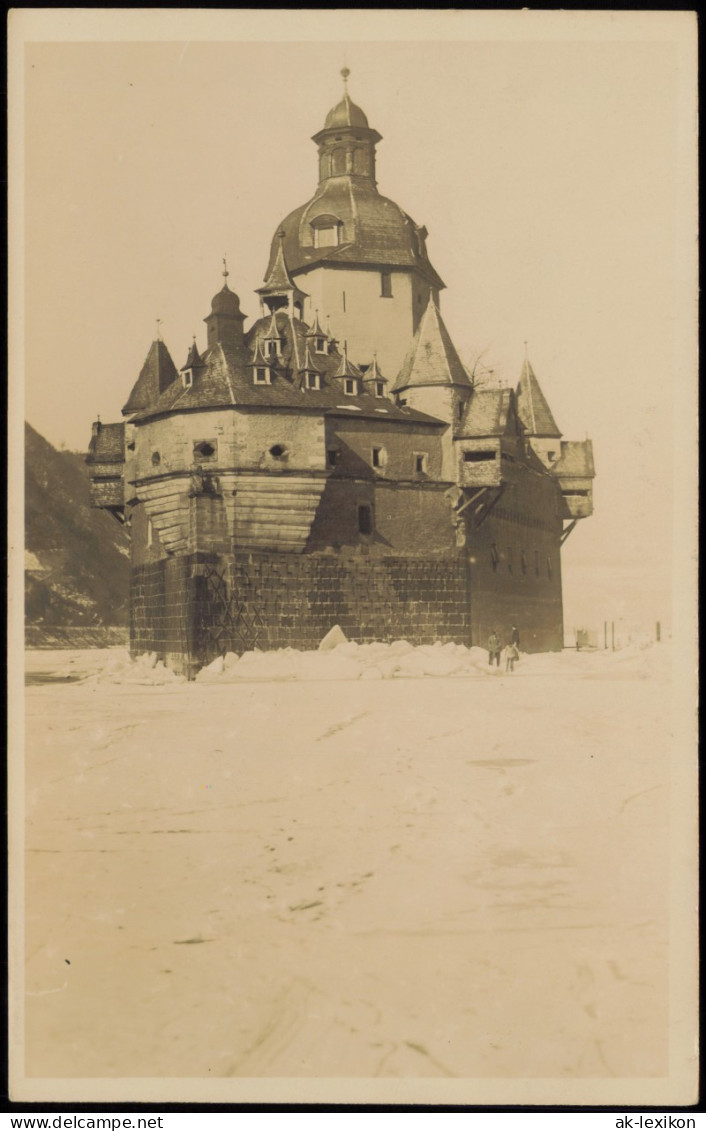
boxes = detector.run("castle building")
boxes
[87,74,594,677]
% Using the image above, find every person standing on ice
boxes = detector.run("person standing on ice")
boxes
[488,631,501,666]
[510,624,520,648]
[502,641,519,673]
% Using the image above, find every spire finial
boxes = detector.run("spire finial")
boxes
[222,255,229,280]
[524,340,529,360]
[341,66,350,91]
[156,318,162,341]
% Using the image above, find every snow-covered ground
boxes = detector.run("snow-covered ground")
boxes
[23,641,675,1086]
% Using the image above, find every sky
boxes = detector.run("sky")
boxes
[14,11,697,636]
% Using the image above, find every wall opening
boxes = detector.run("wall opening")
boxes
[358,505,373,535]
[463,450,496,462]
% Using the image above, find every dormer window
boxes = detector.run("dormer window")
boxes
[315,337,327,354]
[266,338,281,359]
[375,381,385,398]
[311,214,342,249]
[253,366,270,385]
[182,369,193,389]
[314,226,339,248]
[344,378,357,396]
[305,372,321,390]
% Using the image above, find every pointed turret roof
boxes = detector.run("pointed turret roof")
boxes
[392,298,471,393]
[306,310,326,339]
[263,310,283,340]
[122,339,178,415]
[363,355,387,385]
[181,340,205,372]
[302,342,324,374]
[334,343,363,380]
[515,355,561,438]
[251,338,272,367]
[256,231,308,307]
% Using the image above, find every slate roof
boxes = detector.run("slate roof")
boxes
[515,357,561,438]
[257,237,308,304]
[268,181,445,290]
[209,282,245,318]
[323,93,370,131]
[122,340,178,414]
[181,340,205,371]
[392,298,472,393]
[550,439,595,478]
[456,388,514,438]
[86,422,125,464]
[130,312,443,428]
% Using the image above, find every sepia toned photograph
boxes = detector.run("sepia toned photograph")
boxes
[8,9,698,1107]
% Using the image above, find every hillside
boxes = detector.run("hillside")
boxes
[25,422,130,627]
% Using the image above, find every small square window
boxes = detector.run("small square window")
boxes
[372,447,382,468]
[414,452,428,475]
[254,367,269,384]
[315,337,327,353]
[327,449,339,467]
[380,272,392,298]
[375,381,385,398]
[306,372,321,390]
[344,378,356,396]
[182,370,193,389]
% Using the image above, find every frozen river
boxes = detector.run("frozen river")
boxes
[20,641,683,1098]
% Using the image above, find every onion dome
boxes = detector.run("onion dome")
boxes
[210,282,243,317]
[324,93,370,130]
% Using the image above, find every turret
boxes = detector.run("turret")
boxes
[256,231,307,317]
[311,68,383,186]
[204,259,246,351]
[515,350,562,467]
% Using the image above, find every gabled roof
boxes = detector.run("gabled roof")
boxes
[122,340,178,415]
[456,388,515,438]
[392,298,472,393]
[515,357,561,438]
[86,421,125,464]
[550,439,595,478]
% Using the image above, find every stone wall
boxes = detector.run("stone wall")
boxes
[130,549,470,676]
